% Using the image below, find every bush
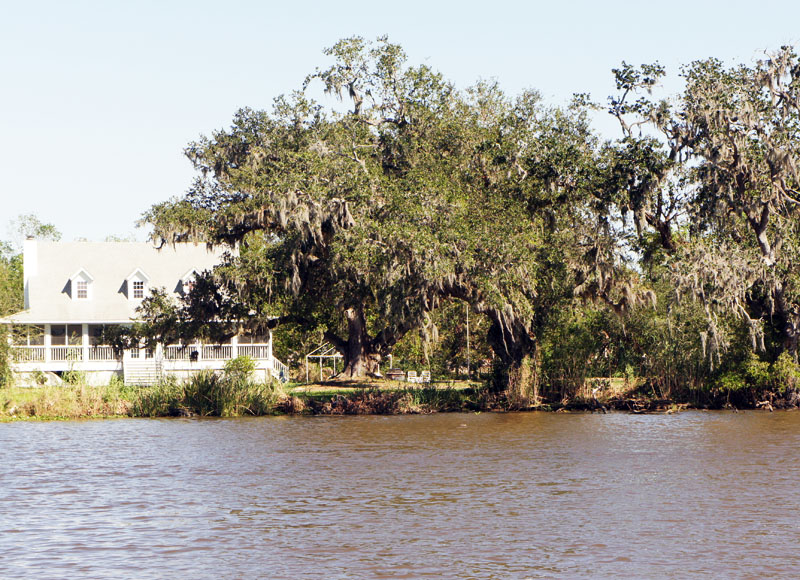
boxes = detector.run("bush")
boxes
[771,352,800,393]
[61,369,86,385]
[223,356,256,382]
[130,368,280,417]
[716,370,747,393]
[742,353,771,390]
[130,376,186,417]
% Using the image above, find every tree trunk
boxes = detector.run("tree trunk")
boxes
[332,306,382,379]
[486,314,539,406]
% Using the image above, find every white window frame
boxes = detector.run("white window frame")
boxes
[76,280,88,299]
[70,269,94,301]
[126,268,150,302]
[132,280,145,299]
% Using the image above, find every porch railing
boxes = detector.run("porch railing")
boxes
[11,343,274,364]
[238,344,270,359]
[51,346,83,362]
[88,346,117,361]
[13,346,46,362]
[164,345,200,361]
[202,345,232,360]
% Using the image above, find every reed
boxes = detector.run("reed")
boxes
[132,370,284,417]
[1,383,133,419]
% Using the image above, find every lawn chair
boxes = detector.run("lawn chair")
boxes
[406,370,418,383]
[420,370,431,383]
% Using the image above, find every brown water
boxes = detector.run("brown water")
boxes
[2,411,800,579]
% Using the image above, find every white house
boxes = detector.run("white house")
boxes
[1,240,287,386]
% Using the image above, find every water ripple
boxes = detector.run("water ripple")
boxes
[2,412,800,578]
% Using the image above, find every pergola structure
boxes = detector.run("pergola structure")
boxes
[305,343,343,383]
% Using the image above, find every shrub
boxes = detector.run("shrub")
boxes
[130,376,186,417]
[716,370,746,392]
[742,353,771,390]
[61,368,86,385]
[223,356,256,382]
[771,352,800,393]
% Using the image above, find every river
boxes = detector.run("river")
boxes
[2,411,800,578]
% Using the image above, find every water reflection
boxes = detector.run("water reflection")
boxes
[2,412,800,578]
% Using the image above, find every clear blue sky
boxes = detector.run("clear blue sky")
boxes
[2,0,798,242]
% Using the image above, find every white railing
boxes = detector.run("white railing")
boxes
[237,344,271,359]
[164,345,200,361]
[51,346,83,362]
[10,343,276,366]
[202,345,232,360]
[89,346,117,361]
[271,357,289,382]
[13,346,46,362]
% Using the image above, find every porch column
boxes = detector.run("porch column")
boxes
[268,330,273,361]
[231,335,238,359]
[44,324,51,363]
[82,324,89,362]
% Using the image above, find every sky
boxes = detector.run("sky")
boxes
[2,0,799,243]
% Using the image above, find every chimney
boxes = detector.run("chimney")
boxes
[23,238,38,309]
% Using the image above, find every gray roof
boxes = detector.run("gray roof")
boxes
[1,241,230,324]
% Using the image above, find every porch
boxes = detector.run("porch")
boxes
[10,342,287,385]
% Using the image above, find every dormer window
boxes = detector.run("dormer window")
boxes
[132,280,145,299]
[70,269,94,300]
[180,269,197,295]
[126,268,151,301]
[76,280,88,299]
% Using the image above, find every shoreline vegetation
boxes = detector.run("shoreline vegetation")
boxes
[2,374,798,421]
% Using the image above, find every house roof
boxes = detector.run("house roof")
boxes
[0,241,230,325]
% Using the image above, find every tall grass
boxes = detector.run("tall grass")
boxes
[1,383,134,419]
[132,371,283,417]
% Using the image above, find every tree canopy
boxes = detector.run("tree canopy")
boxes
[141,38,800,404]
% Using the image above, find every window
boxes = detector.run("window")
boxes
[238,332,269,345]
[70,269,93,300]
[50,324,82,346]
[132,280,145,299]
[180,269,197,296]
[12,325,44,346]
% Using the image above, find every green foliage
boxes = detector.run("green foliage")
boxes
[1,383,133,419]
[8,214,62,248]
[223,356,256,381]
[61,369,86,385]
[182,370,278,417]
[141,35,645,390]
[0,327,11,388]
[742,353,771,391]
[130,376,186,417]
[0,247,24,387]
[132,371,280,417]
[771,352,800,393]
[715,370,747,393]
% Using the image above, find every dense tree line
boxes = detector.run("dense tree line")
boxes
[140,38,800,405]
